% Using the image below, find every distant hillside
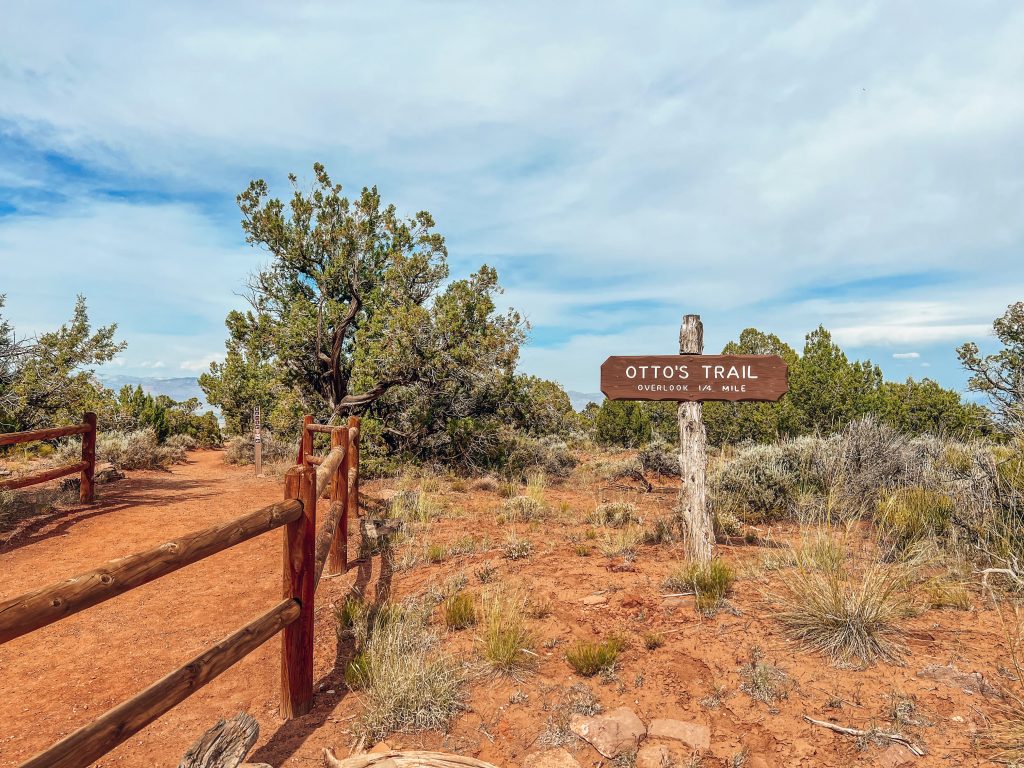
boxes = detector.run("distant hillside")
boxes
[98,375,214,411]
[567,390,603,411]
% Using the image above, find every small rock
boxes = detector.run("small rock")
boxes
[368,741,392,754]
[636,744,673,768]
[522,748,582,768]
[647,719,710,750]
[570,707,646,758]
[582,594,607,606]
[876,744,915,768]
[917,664,1002,698]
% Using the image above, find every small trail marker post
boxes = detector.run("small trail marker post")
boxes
[600,314,789,562]
[253,405,263,477]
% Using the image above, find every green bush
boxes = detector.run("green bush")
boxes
[565,636,625,676]
[665,559,734,616]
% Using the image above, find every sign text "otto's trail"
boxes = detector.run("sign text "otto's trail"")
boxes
[600,355,789,402]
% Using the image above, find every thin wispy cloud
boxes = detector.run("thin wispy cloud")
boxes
[0,2,1021,392]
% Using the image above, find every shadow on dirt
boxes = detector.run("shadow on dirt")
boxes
[251,523,394,764]
[0,473,222,556]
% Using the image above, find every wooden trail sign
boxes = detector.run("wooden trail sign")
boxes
[599,314,790,564]
[600,355,788,402]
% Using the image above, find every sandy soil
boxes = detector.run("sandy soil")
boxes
[0,450,1013,767]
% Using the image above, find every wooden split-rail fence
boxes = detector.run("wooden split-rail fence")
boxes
[0,412,97,501]
[0,414,360,768]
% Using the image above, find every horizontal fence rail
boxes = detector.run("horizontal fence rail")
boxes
[7,414,361,768]
[0,498,302,643]
[0,413,97,502]
[21,598,300,768]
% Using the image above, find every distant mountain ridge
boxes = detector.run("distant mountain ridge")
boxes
[567,390,603,411]
[98,375,213,411]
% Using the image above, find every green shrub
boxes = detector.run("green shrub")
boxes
[639,440,680,477]
[502,533,533,560]
[224,431,293,465]
[665,559,734,616]
[565,636,625,676]
[53,427,186,470]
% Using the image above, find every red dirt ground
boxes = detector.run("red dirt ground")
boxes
[0,450,1015,767]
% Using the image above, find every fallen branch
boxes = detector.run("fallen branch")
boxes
[179,712,268,768]
[803,715,925,757]
[324,749,502,768]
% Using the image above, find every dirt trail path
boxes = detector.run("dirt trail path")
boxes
[0,451,357,767]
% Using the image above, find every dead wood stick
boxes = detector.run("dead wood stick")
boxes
[802,715,925,756]
[178,712,259,768]
[324,749,501,768]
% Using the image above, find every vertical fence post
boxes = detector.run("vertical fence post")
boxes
[328,427,349,575]
[347,416,360,520]
[297,414,313,466]
[281,464,316,718]
[80,412,96,504]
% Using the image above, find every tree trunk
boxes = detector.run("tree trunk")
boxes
[677,314,712,562]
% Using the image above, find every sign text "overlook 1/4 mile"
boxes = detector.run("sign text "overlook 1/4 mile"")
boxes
[600,354,789,402]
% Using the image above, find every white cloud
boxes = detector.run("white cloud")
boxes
[180,354,223,373]
[0,3,1022,391]
[892,352,920,359]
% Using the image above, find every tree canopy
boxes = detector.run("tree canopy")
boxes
[958,301,1024,428]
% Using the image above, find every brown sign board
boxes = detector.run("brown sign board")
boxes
[600,355,789,402]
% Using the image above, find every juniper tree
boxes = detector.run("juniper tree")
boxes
[202,164,524,428]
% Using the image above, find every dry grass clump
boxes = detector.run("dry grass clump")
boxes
[566,636,625,677]
[876,487,954,555]
[391,490,442,524]
[442,592,477,630]
[642,631,665,650]
[502,531,533,560]
[776,563,915,665]
[478,588,536,674]
[344,600,465,741]
[590,501,639,528]
[665,559,734,616]
[501,495,544,523]
[472,476,499,492]
[922,575,971,610]
[597,526,643,560]
[739,647,791,704]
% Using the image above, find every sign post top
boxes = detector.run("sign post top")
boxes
[600,354,788,402]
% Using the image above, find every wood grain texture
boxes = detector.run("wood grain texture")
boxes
[600,354,788,402]
[676,316,713,563]
[327,427,348,575]
[80,412,96,503]
[0,461,87,491]
[347,416,360,520]
[0,498,302,643]
[281,466,316,719]
[0,422,90,446]
[178,712,260,768]
[19,600,299,768]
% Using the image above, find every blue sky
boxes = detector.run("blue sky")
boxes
[1,2,1022,395]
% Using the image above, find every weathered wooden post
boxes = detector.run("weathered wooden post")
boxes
[253,405,263,477]
[347,415,360,520]
[80,412,96,504]
[677,315,712,562]
[297,414,313,466]
[281,464,316,718]
[327,426,349,575]
[599,314,789,565]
